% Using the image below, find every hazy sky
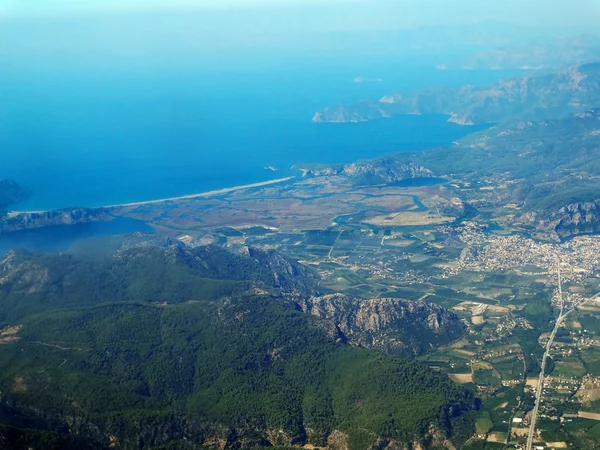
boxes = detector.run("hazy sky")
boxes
[1,0,599,73]
[2,0,599,29]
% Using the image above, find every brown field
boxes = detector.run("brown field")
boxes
[472,315,486,325]
[571,320,583,329]
[526,378,539,388]
[384,239,415,247]
[454,349,476,357]
[12,376,26,393]
[511,427,529,437]
[452,339,469,349]
[487,432,507,443]
[576,385,600,403]
[453,301,488,315]
[448,373,473,384]
[545,442,567,448]
[410,255,431,263]
[579,411,600,420]
[359,195,417,211]
[364,211,454,227]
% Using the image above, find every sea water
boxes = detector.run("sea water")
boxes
[0,55,518,211]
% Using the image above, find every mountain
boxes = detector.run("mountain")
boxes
[0,207,112,233]
[0,243,319,323]
[444,35,600,70]
[299,294,465,357]
[307,109,600,240]
[297,158,434,185]
[441,109,600,237]
[0,243,475,449]
[313,63,600,125]
[0,180,31,212]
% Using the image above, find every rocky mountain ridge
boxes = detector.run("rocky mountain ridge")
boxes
[298,294,465,356]
[443,35,600,70]
[515,200,600,238]
[298,158,434,185]
[0,243,463,352]
[0,207,111,233]
[0,393,465,450]
[313,63,600,125]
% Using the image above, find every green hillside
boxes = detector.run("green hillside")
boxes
[0,244,477,449]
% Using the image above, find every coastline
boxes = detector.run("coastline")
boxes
[10,176,296,215]
[107,176,296,209]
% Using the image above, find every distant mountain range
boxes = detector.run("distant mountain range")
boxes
[441,35,600,70]
[313,62,600,125]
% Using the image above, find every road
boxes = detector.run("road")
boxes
[525,308,569,449]
[526,260,599,449]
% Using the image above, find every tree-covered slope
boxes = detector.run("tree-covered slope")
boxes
[0,244,476,449]
[0,243,317,323]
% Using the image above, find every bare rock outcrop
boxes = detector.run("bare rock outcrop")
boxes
[298,294,465,356]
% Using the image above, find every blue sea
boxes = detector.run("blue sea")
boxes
[0,54,519,212]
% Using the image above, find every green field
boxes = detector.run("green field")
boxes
[553,357,586,378]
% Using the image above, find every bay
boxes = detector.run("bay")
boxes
[0,58,517,211]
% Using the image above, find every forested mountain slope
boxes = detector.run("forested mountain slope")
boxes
[0,243,475,449]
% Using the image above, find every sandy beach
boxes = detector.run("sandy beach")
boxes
[105,176,296,209]
[9,176,296,215]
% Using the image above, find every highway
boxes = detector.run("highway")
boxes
[525,306,569,449]
[526,260,599,449]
